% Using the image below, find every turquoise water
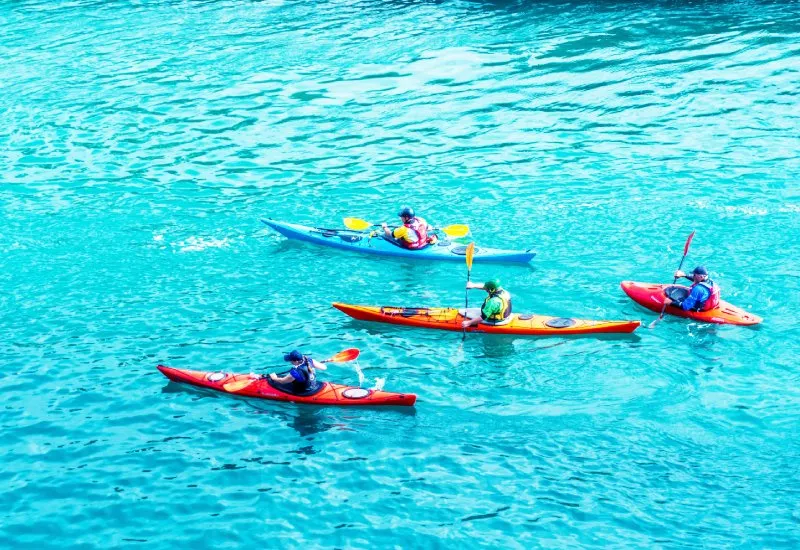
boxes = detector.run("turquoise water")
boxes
[2,0,799,546]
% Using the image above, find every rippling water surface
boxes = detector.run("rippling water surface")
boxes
[2,0,799,547]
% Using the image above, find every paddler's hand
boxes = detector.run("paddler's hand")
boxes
[268,373,277,381]
[674,270,686,279]
[381,223,388,229]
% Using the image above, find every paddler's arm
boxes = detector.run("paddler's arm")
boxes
[466,281,486,290]
[665,270,690,306]
[384,224,409,241]
[310,359,327,371]
[462,316,483,328]
[269,372,294,383]
[676,285,707,311]
[665,285,703,309]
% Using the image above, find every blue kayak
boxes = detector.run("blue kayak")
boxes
[261,219,536,264]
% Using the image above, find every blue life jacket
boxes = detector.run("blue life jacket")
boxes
[289,356,318,392]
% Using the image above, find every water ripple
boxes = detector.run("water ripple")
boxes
[2,0,799,547]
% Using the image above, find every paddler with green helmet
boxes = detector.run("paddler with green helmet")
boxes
[461,278,513,328]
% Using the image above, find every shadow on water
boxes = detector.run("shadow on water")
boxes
[343,319,642,344]
[243,403,336,439]
[264,237,538,277]
[161,380,416,443]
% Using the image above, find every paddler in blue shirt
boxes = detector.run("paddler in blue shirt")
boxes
[269,350,326,394]
[664,266,721,311]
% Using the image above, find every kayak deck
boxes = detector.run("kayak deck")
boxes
[261,219,536,264]
[157,365,416,406]
[620,281,762,326]
[333,303,640,335]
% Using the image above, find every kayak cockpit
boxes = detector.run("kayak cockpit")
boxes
[664,286,689,302]
[267,374,324,397]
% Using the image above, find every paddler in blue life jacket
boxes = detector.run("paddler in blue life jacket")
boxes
[664,266,721,311]
[381,206,437,249]
[461,278,513,328]
[269,350,326,394]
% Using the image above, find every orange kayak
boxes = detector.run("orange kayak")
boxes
[620,281,762,326]
[332,303,640,335]
[158,365,416,407]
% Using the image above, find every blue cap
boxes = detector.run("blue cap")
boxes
[283,350,303,362]
[691,266,708,276]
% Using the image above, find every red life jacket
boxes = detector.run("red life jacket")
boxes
[691,280,720,311]
[401,217,429,249]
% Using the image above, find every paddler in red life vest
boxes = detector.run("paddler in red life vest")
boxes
[665,266,721,311]
[381,206,437,249]
[461,278,513,328]
[268,350,326,394]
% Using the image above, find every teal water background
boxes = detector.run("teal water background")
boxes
[2,0,799,547]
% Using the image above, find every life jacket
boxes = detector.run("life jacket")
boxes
[481,288,512,321]
[401,217,429,250]
[690,279,720,311]
[290,356,317,390]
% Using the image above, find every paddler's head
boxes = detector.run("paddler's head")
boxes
[484,278,501,292]
[283,350,304,365]
[398,206,415,223]
[690,266,708,283]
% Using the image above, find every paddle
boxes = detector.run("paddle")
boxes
[649,231,695,329]
[222,348,361,392]
[343,217,470,238]
[463,242,475,340]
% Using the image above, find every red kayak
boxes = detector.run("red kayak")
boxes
[157,365,416,407]
[620,281,762,326]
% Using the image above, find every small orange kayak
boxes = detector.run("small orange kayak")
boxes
[620,281,762,326]
[158,365,416,407]
[332,303,640,335]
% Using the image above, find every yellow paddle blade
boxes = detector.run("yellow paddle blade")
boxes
[465,242,475,271]
[343,217,372,231]
[325,348,360,363]
[223,378,257,393]
[441,224,470,238]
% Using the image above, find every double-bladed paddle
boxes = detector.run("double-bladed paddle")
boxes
[463,242,475,340]
[649,231,695,329]
[343,217,470,238]
[222,348,361,392]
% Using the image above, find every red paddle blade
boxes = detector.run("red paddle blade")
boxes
[683,231,696,256]
[465,242,475,271]
[326,348,360,363]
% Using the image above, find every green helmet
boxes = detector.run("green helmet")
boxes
[484,278,501,292]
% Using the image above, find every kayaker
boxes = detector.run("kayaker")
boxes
[461,278,513,328]
[268,350,326,394]
[381,206,437,249]
[665,266,721,311]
